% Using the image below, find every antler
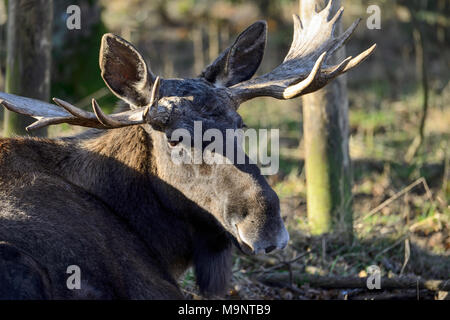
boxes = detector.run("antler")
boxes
[0,77,162,132]
[230,0,376,102]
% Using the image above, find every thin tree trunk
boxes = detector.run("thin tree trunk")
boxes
[0,0,7,123]
[3,0,53,137]
[220,23,229,54]
[300,0,353,237]
[162,44,174,78]
[208,19,220,63]
[405,12,429,162]
[192,25,204,75]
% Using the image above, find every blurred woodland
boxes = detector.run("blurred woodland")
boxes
[0,0,449,299]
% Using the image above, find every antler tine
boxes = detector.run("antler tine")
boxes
[53,96,149,129]
[143,76,161,120]
[325,55,352,77]
[283,51,326,99]
[230,0,376,103]
[329,6,344,27]
[53,78,163,129]
[53,98,97,120]
[341,44,377,73]
[322,0,334,17]
[91,99,123,128]
[326,17,360,59]
[25,117,71,132]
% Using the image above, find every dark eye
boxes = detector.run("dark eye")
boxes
[238,118,247,129]
[168,136,182,147]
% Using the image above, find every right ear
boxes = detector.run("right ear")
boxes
[200,21,267,87]
[99,33,156,107]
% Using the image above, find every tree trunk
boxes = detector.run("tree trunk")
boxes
[208,19,220,63]
[404,8,429,162]
[3,0,53,137]
[0,0,7,123]
[300,0,353,237]
[192,25,204,75]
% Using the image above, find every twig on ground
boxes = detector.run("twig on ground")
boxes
[322,238,326,263]
[400,238,410,276]
[374,235,408,260]
[257,251,310,275]
[363,177,433,220]
[258,273,450,291]
[417,277,420,300]
[350,290,431,300]
[409,213,445,232]
[181,288,202,300]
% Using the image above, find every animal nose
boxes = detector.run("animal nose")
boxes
[236,223,289,255]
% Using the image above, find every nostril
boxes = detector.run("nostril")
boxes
[265,245,276,254]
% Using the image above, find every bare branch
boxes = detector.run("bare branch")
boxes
[259,273,450,291]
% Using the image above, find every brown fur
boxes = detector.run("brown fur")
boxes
[0,23,289,299]
[0,129,185,299]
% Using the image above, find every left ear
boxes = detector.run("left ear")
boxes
[99,33,156,108]
[200,21,267,87]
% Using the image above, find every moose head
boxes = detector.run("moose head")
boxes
[0,1,375,296]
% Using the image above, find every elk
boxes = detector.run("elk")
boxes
[0,2,375,299]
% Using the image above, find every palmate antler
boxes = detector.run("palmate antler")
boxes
[0,77,161,132]
[230,0,376,102]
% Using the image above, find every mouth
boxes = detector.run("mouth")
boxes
[234,224,255,255]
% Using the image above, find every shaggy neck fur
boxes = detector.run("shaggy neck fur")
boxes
[19,126,232,296]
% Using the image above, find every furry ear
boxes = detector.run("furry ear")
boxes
[99,33,156,107]
[193,231,232,297]
[200,21,267,87]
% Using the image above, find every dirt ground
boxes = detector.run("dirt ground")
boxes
[180,160,449,300]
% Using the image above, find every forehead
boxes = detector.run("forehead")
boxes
[160,78,236,109]
[159,78,241,130]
